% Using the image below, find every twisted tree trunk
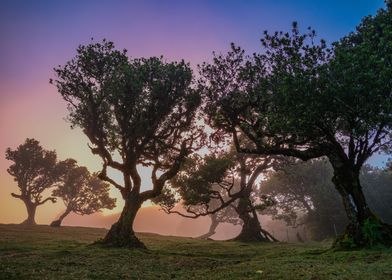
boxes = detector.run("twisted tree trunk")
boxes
[100,192,145,248]
[331,160,392,248]
[50,208,72,227]
[21,201,37,226]
[233,197,276,242]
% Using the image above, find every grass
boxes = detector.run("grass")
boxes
[0,224,391,279]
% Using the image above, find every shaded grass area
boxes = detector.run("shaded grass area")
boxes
[0,224,391,279]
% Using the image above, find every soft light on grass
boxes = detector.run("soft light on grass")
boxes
[0,224,391,279]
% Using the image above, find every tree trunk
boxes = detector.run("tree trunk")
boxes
[99,193,145,248]
[50,208,72,227]
[197,214,219,239]
[330,160,392,248]
[21,201,37,226]
[233,197,276,242]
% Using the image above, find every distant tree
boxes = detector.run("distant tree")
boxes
[52,40,202,248]
[5,138,62,225]
[262,159,348,240]
[156,149,280,242]
[50,159,116,227]
[361,165,392,224]
[263,160,392,241]
[154,160,240,240]
[200,4,392,247]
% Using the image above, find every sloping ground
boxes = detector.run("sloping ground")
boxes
[0,224,391,280]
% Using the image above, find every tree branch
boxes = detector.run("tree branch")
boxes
[37,197,57,205]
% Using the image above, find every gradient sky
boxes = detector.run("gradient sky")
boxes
[0,0,387,224]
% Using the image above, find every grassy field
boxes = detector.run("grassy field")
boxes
[0,224,391,279]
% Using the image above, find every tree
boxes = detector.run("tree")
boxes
[200,4,392,247]
[5,138,62,225]
[154,156,241,240]
[262,159,348,240]
[156,150,279,242]
[51,40,202,248]
[50,159,116,227]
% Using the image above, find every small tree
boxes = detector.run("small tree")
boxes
[154,158,241,240]
[200,4,392,247]
[50,159,116,227]
[52,40,202,248]
[5,138,62,225]
[157,150,279,242]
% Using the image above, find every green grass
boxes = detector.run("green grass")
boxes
[0,224,391,279]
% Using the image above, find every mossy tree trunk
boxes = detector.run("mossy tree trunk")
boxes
[331,160,392,248]
[233,197,276,242]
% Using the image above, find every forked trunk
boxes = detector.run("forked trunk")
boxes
[331,161,392,248]
[100,193,145,248]
[21,201,37,226]
[50,208,72,227]
[233,197,276,242]
[197,214,219,239]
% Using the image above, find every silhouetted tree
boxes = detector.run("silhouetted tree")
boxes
[200,5,392,247]
[156,149,280,242]
[262,159,348,240]
[52,40,202,248]
[50,159,116,227]
[5,138,62,225]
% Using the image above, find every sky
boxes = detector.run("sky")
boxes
[0,0,387,225]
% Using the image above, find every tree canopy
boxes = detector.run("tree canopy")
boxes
[50,159,116,227]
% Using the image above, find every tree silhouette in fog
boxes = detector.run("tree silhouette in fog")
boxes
[5,138,63,225]
[50,159,116,227]
[263,160,392,241]
[263,159,348,240]
[154,154,241,240]
[156,145,283,242]
[200,5,392,247]
[52,40,202,248]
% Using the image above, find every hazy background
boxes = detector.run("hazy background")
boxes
[0,0,386,236]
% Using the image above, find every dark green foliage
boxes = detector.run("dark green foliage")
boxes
[171,153,234,206]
